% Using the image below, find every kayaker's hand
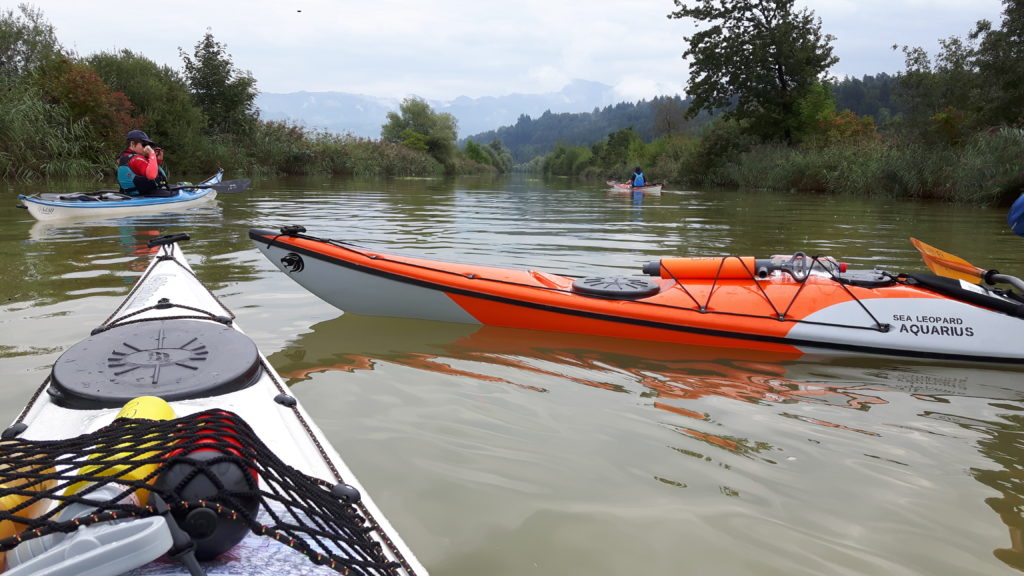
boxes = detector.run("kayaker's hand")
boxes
[143,145,155,157]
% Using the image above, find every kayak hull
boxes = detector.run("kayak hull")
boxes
[17,172,222,221]
[5,236,426,576]
[250,228,1024,364]
[606,180,663,194]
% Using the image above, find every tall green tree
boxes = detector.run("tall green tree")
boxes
[88,50,208,169]
[381,97,458,172]
[597,127,645,173]
[0,3,63,84]
[652,96,689,136]
[895,37,980,144]
[668,0,838,143]
[179,30,258,135]
[970,0,1024,125]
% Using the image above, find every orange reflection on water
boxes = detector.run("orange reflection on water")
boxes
[273,316,896,415]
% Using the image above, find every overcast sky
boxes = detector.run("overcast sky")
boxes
[26,0,1006,102]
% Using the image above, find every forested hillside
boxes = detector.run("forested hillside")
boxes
[832,73,905,124]
[465,75,905,163]
[464,96,707,163]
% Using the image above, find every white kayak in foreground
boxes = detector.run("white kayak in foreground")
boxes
[0,234,426,576]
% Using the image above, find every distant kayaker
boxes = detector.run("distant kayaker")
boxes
[630,166,646,188]
[117,129,171,197]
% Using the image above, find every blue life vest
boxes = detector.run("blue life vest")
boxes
[117,151,168,195]
[632,172,645,187]
[1009,193,1024,236]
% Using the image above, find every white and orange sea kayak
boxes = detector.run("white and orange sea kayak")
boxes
[250,226,1024,365]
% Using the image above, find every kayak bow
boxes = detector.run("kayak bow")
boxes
[1,233,426,576]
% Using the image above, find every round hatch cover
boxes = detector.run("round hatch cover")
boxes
[571,276,660,299]
[49,319,264,409]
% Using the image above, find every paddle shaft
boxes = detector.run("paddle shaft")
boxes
[167,178,251,193]
[72,178,251,197]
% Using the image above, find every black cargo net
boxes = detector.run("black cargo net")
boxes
[0,410,402,575]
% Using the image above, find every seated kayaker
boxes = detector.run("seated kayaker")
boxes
[117,129,172,197]
[630,166,646,188]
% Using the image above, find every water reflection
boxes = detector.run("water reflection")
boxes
[266,312,1024,570]
[12,210,262,307]
[270,313,1024,444]
[6,174,1024,574]
[968,410,1024,570]
[272,314,1024,402]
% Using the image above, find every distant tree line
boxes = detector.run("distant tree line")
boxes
[478,0,1023,206]
[0,3,503,181]
[3,0,1023,206]
[463,96,709,163]
[463,75,907,165]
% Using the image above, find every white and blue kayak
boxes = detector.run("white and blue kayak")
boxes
[16,172,248,221]
[0,234,426,576]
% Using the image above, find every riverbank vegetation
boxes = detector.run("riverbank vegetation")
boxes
[0,4,506,181]
[531,0,1024,206]
[2,1,1022,205]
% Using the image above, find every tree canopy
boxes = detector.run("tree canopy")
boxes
[0,3,62,84]
[668,0,838,143]
[179,30,259,135]
[969,0,1024,126]
[381,97,459,172]
[88,50,209,168]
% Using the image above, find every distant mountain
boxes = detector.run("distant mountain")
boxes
[255,80,629,139]
[255,91,398,139]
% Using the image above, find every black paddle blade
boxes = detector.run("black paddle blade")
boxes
[208,178,252,193]
[168,178,252,193]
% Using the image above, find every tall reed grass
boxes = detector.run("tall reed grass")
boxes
[0,86,105,179]
[655,128,1024,206]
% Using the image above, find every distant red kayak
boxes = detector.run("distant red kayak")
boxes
[606,180,663,194]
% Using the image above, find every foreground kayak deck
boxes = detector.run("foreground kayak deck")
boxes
[250,226,1024,364]
[2,234,426,575]
[16,172,222,221]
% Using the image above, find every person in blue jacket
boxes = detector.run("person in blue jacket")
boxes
[1009,193,1024,236]
[630,166,646,187]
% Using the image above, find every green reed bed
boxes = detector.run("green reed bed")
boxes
[683,129,1024,205]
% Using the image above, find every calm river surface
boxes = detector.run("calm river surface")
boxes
[3,174,1024,575]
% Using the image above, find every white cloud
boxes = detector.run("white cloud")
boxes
[25,0,1007,100]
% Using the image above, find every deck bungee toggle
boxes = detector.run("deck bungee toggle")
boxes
[250,226,1024,364]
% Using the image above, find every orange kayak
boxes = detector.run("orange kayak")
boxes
[250,227,1024,364]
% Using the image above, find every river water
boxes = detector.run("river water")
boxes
[2,174,1023,575]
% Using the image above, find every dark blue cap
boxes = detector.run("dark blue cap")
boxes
[126,129,156,146]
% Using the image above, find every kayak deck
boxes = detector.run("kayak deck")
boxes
[1,235,426,575]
